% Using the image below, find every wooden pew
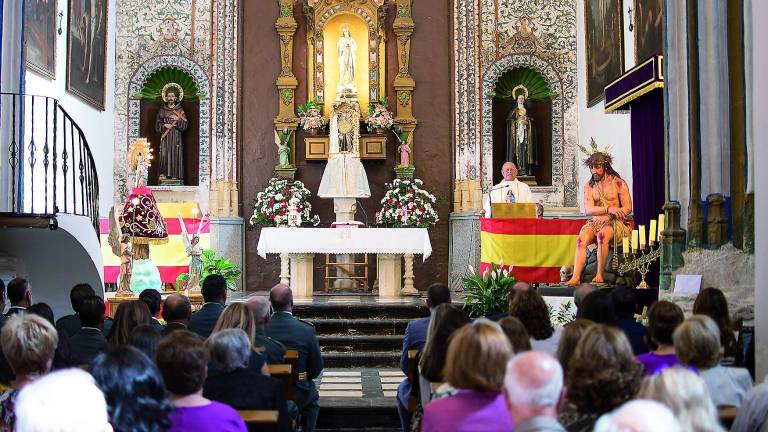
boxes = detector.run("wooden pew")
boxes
[267,363,295,402]
[237,410,279,432]
[406,349,420,411]
[284,349,300,386]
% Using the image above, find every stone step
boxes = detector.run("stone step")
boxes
[307,318,411,335]
[322,351,400,368]
[318,335,403,352]
[294,301,428,320]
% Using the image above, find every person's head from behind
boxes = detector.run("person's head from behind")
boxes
[444,319,512,392]
[127,325,162,359]
[7,277,32,307]
[27,303,55,326]
[202,274,228,304]
[419,303,470,382]
[594,400,682,432]
[610,285,637,319]
[270,283,293,312]
[1,314,58,379]
[212,302,256,343]
[108,300,152,345]
[566,324,642,414]
[161,294,192,324]
[156,330,209,397]
[574,283,597,310]
[578,290,617,326]
[245,295,271,328]
[673,314,721,370]
[556,318,594,375]
[206,328,251,373]
[69,283,95,314]
[504,351,564,423]
[646,300,684,347]
[139,289,162,318]
[426,283,451,309]
[509,289,553,340]
[498,316,531,353]
[693,287,734,350]
[638,367,721,432]
[15,369,112,432]
[90,345,172,432]
[79,295,106,329]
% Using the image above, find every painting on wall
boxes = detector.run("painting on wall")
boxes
[66,0,108,110]
[24,0,58,79]
[634,0,663,63]
[585,0,624,107]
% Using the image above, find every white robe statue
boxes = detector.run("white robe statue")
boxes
[318,100,370,199]
[337,25,357,94]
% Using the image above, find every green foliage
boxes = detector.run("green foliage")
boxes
[133,67,203,102]
[367,96,389,115]
[297,98,322,116]
[176,249,242,291]
[491,66,557,101]
[548,301,576,327]
[462,263,516,318]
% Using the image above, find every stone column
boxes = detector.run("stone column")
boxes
[378,254,402,298]
[290,253,314,298]
[401,253,417,295]
[274,0,299,179]
[393,0,418,175]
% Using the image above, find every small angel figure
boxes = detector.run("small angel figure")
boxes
[129,138,153,188]
[394,128,413,167]
[135,152,149,188]
[179,213,207,290]
[275,129,292,167]
[117,234,134,296]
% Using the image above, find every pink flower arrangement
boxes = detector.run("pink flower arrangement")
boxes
[365,100,394,131]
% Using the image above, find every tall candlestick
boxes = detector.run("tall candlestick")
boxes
[639,225,646,249]
[622,237,630,254]
[631,230,639,251]
[649,220,657,245]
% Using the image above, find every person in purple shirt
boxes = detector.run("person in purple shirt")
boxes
[636,300,685,376]
[422,319,514,432]
[156,330,246,432]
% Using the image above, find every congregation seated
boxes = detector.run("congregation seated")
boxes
[203,329,290,432]
[189,274,228,339]
[211,302,269,374]
[421,319,513,432]
[694,287,739,365]
[139,288,165,332]
[90,345,173,431]
[555,318,593,377]
[156,330,247,432]
[593,400,682,432]
[572,283,597,318]
[245,295,287,364]
[5,278,32,317]
[611,286,648,355]
[127,324,162,359]
[576,289,618,326]
[108,300,152,345]
[162,293,193,336]
[497,316,531,353]
[509,289,562,356]
[730,377,768,431]
[503,351,566,431]
[68,295,108,365]
[636,300,685,376]
[418,304,470,404]
[674,314,752,407]
[55,283,95,337]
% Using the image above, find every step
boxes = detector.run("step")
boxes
[322,351,400,368]
[318,335,403,352]
[294,301,428,320]
[307,318,411,335]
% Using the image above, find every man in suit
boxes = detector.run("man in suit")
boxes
[245,295,286,364]
[161,294,192,336]
[5,278,32,316]
[56,283,96,337]
[503,351,566,432]
[68,295,108,365]
[139,289,165,332]
[611,285,648,355]
[266,284,323,432]
[396,283,451,431]
[188,274,227,339]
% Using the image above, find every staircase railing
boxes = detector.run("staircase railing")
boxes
[1,93,100,233]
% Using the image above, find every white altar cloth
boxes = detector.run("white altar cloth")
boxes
[257,227,432,261]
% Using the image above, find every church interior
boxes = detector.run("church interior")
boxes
[0,0,767,431]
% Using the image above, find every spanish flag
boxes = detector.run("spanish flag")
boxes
[480,218,584,284]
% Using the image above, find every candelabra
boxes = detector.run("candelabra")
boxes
[616,244,661,288]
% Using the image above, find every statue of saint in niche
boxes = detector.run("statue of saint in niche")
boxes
[337,25,357,95]
[155,83,188,183]
[506,85,538,177]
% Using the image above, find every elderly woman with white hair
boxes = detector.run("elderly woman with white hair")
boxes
[203,328,291,432]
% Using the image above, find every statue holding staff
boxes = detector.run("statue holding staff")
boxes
[155,83,188,181]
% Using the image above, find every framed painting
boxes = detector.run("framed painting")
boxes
[634,0,663,63]
[24,0,58,79]
[585,0,624,107]
[66,0,109,110]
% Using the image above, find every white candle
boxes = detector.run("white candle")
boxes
[649,220,657,245]
[623,237,630,254]
[658,214,665,241]
[639,225,646,249]
[631,230,639,251]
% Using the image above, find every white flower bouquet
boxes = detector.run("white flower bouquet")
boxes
[298,99,327,132]
[375,178,439,228]
[250,177,321,227]
[365,99,394,131]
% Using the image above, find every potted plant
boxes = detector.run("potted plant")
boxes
[175,249,242,291]
[250,177,321,227]
[298,99,326,135]
[374,178,439,228]
[365,97,393,134]
[462,262,516,318]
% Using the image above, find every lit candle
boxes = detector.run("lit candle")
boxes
[631,230,639,251]
[658,214,665,241]
[649,220,657,245]
[622,237,630,254]
[639,225,646,249]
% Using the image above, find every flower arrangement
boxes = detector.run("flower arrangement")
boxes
[297,99,327,132]
[375,178,438,228]
[462,262,515,318]
[365,98,394,131]
[250,177,321,227]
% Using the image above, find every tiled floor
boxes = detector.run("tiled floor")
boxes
[316,368,405,400]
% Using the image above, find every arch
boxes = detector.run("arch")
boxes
[127,55,211,185]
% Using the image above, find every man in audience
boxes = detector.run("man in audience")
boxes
[573,283,596,317]
[139,289,164,331]
[68,295,108,365]
[162,294,192,336]
[503,351,566,431]
[266,283,323,432]
[55,284,95,337]
[189,274,227,339]
[594,400,681,432]
[5,278,32,316]
[396,282,451,431]
[245,295,286,364]
[611,285,648,354]
[15,369,112,432]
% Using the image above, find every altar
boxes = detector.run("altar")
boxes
[257,227,432,298]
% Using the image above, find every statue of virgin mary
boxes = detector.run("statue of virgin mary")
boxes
[337,25,357,95]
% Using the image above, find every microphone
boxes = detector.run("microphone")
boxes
[487,184,510,193]
[356,198,369,227]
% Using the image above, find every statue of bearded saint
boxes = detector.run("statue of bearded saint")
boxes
[337,25,357,94]
[506,94,538,177]
[155,87,188,181]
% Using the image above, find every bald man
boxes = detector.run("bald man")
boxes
[503,351,566,431]
[245,295,286,364]
[484,162,534,216]
[161,294,192,336]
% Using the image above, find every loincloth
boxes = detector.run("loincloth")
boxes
[583,218,631,242]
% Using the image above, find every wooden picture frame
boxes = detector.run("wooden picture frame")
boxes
[584,0,625,107]
[634,0,664,64]
[66,0,109,110]
[24,0,58,80]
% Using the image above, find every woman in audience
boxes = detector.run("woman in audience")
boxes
[156,330,247,432]
[693,287,738,364]
[419,304,470,394]
[578,290,618,326]
[558,324,642,432]
[638,367,724,432]
[0,315,59,430]
[636,301,685,375]
[674,315,752,407]
[127,324,163,360]
[203,329,290,432]
[108,300,152,345]
[497,316,531,353]
[509,289,561,355]
[27,302,72,369]
[730,378,768,432]
[211,302,268,374]
[91,345,173,432]
[421,319,513,432]
[555,318,593,377]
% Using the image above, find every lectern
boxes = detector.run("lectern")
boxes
[490,203,537,219]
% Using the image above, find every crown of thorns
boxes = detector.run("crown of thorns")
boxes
[578,137,614,167]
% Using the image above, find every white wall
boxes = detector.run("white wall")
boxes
[575,0,635,211]
[23,0,116,217]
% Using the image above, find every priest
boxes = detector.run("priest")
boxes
[483,162,533,216]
